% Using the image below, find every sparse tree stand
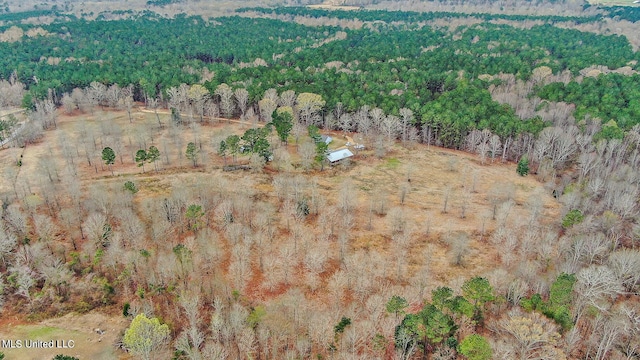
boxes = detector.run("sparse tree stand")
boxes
[135,149,147,173]
[186,142,198,167]
[101,147,115,175]
[123,313,170,360]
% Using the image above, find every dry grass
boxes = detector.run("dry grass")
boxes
[1,105,560,270]
[0,106,560,355]
[0,311,130,360]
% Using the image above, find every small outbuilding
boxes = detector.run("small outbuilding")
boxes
[326,149,354,163]
[320,135,333,145]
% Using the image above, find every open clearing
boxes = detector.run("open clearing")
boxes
[1,106,560,280]
[0,311,130,360]
[0,106,560,357]
[0,105,560,283]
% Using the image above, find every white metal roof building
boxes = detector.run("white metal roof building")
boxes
[320,135,333,145]
[326,149,354,163]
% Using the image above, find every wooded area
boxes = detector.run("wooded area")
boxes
[0,2,639,359]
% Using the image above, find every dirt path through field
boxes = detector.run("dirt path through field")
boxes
[138,107,264,128]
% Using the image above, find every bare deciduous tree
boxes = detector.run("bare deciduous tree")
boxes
[398,108,413,143]
[83,212,109,251]
[0,226,17,269]
[442,186,452,213]
[489,134,502,162]
[258,98,277,123]
[379,115,399,142]
[447,232,470,267]
[61,92,75,114]
[608,250,640,293]
[215,84,235,119]
[575,265,623,321]
[234,88,249,118]
[499,309,565,360]
[338,179,356,214]
[338,113,352,134]
[279,89,296,108]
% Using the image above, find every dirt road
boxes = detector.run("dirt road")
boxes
[138,107,265,128]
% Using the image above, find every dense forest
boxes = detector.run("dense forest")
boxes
[0,2,639,360]
[1,8,638,145]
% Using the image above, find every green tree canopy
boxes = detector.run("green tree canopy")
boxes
[462,277,495,324]
[135,149,148,172]
[517,155,529,176]
[459,334,493,360]
[241,127,272,161]
[102,147,116,175]
[386,295,409,318]
[224,135,241,163]
[185,204,204,231]
[122,313,170,360]
[147,145,160,171]
[186,142,198,167]
[395,303,457,359]
[271,109,293,144]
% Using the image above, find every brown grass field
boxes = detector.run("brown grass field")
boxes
[0,312,130,360]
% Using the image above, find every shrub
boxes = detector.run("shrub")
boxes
[562,209,584,228]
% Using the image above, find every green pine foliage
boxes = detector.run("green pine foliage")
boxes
[241,127,272,161]
[3,11,636,143]
[135,149,148,171]
[386,295,409,317]
[123,181,138,194]
[395,303,457,359]
[562,209,585,228]
[271,110,293,144]
[517,156,529,176]
[185,142,198,167]
[521,273,576,331]
[538,74,640,130]
[334,317,351,334]
[459,334,492,360]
